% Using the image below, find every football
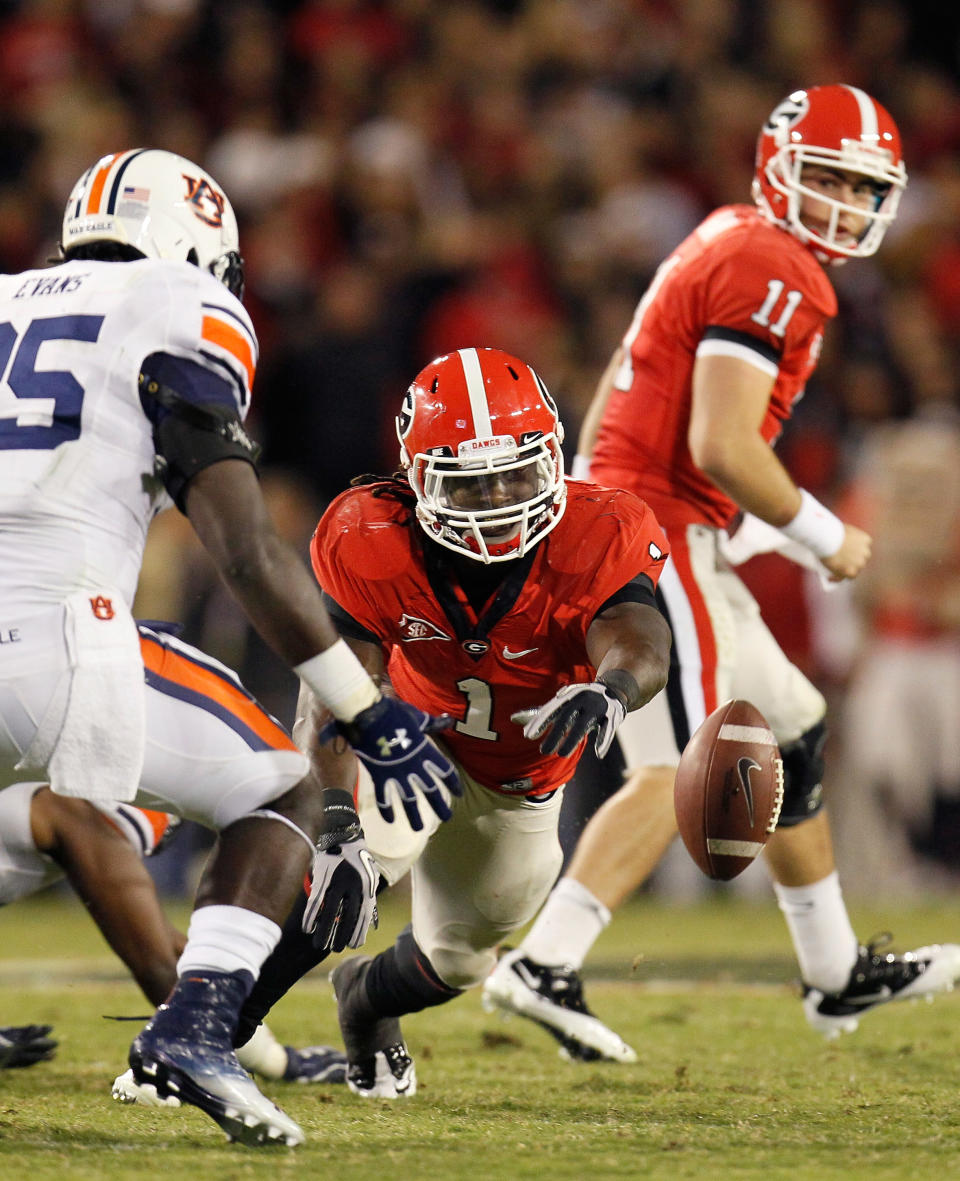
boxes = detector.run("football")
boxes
[674,699,784,881]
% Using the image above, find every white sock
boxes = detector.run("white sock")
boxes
[236,1023,289,1079]
[176,904,281,980]
[773,871,859,993]
[521,878,611,970]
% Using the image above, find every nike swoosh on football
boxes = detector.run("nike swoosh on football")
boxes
[736,756,760,827]
[503,646,538,660]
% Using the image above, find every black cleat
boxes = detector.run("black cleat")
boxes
[803,934,960,1038]
[331,957,416,1098]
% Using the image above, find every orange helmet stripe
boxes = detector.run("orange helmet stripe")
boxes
[201,314,256,389]
[85,152,124,215]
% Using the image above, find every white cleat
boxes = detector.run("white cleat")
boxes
[482,948,637,1064]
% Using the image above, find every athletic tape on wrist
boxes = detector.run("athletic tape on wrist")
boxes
[294,639,380,722]
[780,489,845,560]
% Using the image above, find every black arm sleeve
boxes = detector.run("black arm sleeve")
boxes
[139,352,261,511]
[595,570,660,616]
[320,590,383,647]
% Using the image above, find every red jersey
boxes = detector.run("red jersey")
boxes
[310,480,668,796]
[591,205,837,531]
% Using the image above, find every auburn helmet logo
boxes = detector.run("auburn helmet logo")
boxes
[182,174,226,228]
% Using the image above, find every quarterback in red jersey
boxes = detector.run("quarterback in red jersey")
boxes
[484,84,960,1058]
[233,346,672,1094]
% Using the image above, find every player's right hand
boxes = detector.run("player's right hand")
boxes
[821,523,872,581]
[339,697,462,831]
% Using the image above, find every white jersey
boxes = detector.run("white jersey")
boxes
[0,258,257,616]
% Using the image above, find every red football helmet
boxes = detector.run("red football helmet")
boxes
[397,348,566,563]
[752,84,907,261]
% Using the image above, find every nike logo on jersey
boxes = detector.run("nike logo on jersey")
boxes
[503,646,538,660]
[736,756,760,827]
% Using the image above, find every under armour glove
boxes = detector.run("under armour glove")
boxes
[0,1024,57,1068]
[303,828,381,953]
[340,696,462,831]
[513,681,628,759]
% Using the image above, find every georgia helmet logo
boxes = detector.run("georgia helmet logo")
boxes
[182,174,226,228]
[396,388,415,441]
[763,92,810,146]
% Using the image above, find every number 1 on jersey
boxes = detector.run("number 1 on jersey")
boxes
[455,677,498,741]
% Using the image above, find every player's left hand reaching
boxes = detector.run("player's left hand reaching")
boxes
[337,696,462,831]
[514,682,629,759]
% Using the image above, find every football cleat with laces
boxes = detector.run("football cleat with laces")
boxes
[118,971,304,1146]
[803,935,960,1038]
[481,948,637,1063]
[331,956,417,1098]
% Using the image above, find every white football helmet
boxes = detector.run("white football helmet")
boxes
[60,148,244,297]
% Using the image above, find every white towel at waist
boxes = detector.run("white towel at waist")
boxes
[16,588,145,803]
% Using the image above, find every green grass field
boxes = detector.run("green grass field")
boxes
[3,891,960,1180]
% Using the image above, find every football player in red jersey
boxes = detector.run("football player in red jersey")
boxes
[483,84,960,1058]
[229,346,672,1095]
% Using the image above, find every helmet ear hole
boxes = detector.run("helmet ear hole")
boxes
[186,247,199,266]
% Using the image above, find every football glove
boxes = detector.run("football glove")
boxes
[0,1024,57,1068]
[513,681,628,759]
[303,828,381,953]
[339,696,462,831]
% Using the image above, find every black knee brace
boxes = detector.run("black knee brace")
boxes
[364,924,463,1018]
[776,719,827,827]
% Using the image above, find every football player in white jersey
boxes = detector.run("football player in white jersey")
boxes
[0,148,461,1147]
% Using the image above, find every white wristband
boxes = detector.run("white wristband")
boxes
[570,453,592,480]
[294,639,380,722]
[780,489,845,559]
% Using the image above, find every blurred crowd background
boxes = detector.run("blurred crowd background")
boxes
[3,0,960,901]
